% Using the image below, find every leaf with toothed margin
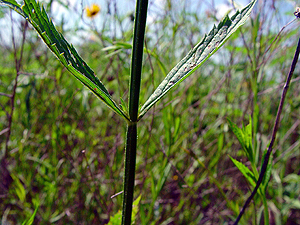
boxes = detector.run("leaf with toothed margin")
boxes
[0,0,24,14]
[0,0,130,121]
[138,0,257,120]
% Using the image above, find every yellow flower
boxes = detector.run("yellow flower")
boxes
[86,4,101,18]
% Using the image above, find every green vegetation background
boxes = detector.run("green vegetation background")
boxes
[1,0,300,224]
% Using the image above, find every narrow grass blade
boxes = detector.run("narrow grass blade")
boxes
[138,0,257,120]
[0,0,129,121]
[22,205,39,225]
[261,149,272,190]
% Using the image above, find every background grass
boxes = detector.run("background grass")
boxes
[1,0,300,224]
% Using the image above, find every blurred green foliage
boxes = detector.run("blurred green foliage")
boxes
[1,0,300,224]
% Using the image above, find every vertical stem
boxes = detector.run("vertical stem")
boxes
[122,124,137,225]
[5,15,27,159]
[129,0,148,121]
[122,1,148,225]
[262,195,269,225]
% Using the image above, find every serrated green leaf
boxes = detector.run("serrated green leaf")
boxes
[227,119,246,149]
[138,0,257,119]
[229,156,256,188]
[0,0,129,121]
[0,0,19,8]
[0,0,23,15]
[227,118,254,162]
[244,119,253,160]
[245,123,252,149]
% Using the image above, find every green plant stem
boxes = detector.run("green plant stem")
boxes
[122,124,137,225]
[129,0,148,122]
[122,1,148,225]
[262,194,269,225]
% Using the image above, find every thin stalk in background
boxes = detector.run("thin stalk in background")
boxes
[122,0,148,225]
[4,14,27,159]
[233,35,300,225]
[0,11,28,205]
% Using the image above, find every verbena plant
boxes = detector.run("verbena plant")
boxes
[0,0,258,224]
